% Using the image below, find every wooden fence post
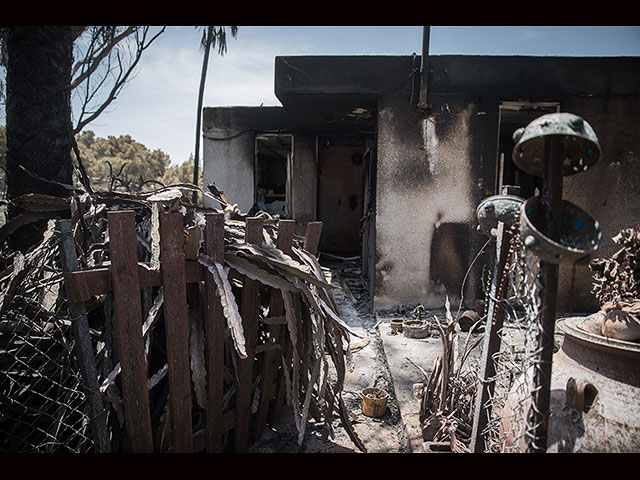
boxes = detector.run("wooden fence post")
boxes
[204,212,225,452]
[159,211,193,452]
[253,219,296,440]
[234,217,264,452]
[107,210,153,453]
[303,222,323,256]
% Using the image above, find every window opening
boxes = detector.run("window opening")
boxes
[255,134,292,218]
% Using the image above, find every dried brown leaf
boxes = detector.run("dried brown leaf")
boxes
[282,290,301,429]
[227,242,335,290]
[198,256,247,358]
[222,252,299,292]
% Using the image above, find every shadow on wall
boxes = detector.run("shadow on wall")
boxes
[429,222,472,298]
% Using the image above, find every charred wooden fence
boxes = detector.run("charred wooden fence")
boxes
[54,211,322,452]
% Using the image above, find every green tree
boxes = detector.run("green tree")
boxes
[76,130,171,193]
[161,155,197,185]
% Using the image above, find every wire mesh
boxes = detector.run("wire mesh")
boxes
[476,220,544,453]
[0,224,94,452]
[0,197,570,453]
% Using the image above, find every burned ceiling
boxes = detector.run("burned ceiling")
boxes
[274,55,416,135]
[275,93,377,135]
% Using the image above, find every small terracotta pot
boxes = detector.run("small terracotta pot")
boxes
[390,318,404,333]
[403,320,428,338]
[361,387,389,417]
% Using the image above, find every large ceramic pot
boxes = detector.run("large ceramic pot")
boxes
[500,316,640,452]
[546,317,640,452]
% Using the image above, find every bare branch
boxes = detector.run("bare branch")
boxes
[71,26,136,90]
[73,26,166,134]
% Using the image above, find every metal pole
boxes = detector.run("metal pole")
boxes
[59,220,111,453]
[470,185,520,453]
[526,136,563,453]
[418,26,430,110]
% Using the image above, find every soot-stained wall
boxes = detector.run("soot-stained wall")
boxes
[374,90,495,311]
[374,55,640,313]
[561,96,640,311]
[202,56,640,315]
[202,107,295,213]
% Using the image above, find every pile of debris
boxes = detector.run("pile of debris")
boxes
[585,226,640,342]
[0,185,358,452]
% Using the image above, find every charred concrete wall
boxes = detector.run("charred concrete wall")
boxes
[374,90,494,311]
[202,128,254,213]
[202,106,318,235]
[561,95,640,311]
[203,56,640,315]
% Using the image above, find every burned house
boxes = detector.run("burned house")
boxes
[202,54,640,313]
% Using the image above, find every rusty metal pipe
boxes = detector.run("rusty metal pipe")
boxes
[418,26,430,111]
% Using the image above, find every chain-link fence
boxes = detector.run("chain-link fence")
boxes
[0,222,94,452]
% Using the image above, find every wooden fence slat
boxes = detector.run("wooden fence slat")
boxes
[107,210,153,453]
[303,221,323,256]
[63,214,324,453]
[204,212,225,452]
[234,217,263,452]
[159,211,193,453]
[253,219,296,439]
[272,221,323,423]
[64,261,205,303]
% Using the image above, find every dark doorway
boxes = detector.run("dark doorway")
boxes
[317,135,366,256]
[496,101,559,198]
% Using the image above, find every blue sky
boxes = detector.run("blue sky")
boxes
[3,26,640,166]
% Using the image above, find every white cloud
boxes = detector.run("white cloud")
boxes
[80,27,294,164]
[101,29,304,164]
[518,28,542,42]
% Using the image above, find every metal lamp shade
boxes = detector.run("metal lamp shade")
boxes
[520,196,603,264]
[476,194,524,236]
[512,112,601,177]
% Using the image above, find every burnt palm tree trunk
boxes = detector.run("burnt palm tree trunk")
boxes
[5,26,74,249]
[5,26,74,206]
